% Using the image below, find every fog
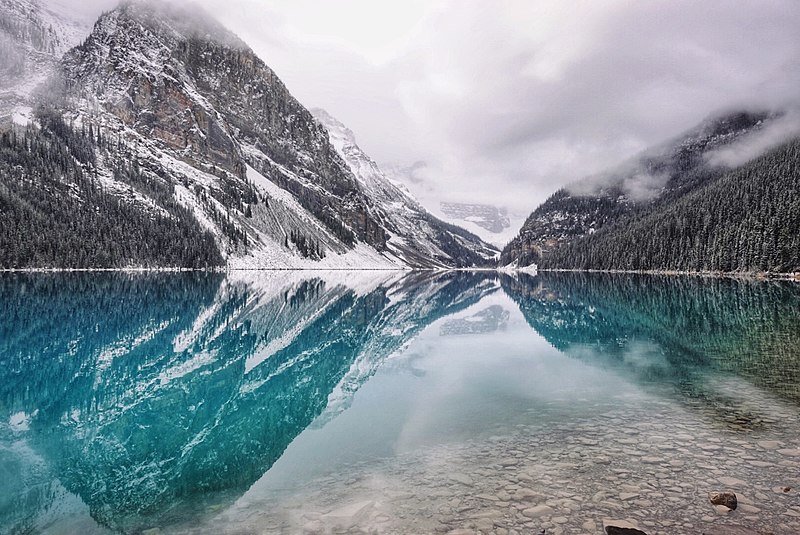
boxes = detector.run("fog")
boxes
[706,110,800,169]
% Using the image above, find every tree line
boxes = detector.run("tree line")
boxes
[540,139,800,274]
[0,107,224,268]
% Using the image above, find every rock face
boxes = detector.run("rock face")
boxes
[709,491,738,510]
[1,0,495,269]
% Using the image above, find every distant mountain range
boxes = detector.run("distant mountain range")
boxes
[0,0,497,269]
[312,109,497,267]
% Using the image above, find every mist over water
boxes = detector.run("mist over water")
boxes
[2,271,800,534]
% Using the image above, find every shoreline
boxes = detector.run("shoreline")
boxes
[538,267,800,282]
[0,267,411,273]
[0,265,798,281]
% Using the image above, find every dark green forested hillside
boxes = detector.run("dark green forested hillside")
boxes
[500,112,773,268]
[539,139,800,273]
[0,108,224,269]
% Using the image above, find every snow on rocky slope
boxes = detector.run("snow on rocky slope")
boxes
[1,0,497,269]
[0,0,92,124]
[313,108,498,268]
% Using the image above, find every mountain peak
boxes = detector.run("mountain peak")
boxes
[108,0,247,49]
[311,108,358,152]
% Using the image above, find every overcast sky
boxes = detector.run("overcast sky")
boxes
[58,0,800,217]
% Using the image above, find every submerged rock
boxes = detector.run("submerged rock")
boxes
[319,500,375,529]
[603,519,648,535]
[605,529,649,535]
[522,504,554,518]
[714,504,734,515]
[709,491,738,510]
[448,472,474,485]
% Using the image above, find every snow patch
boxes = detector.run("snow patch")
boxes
[9,411,30,432]
[158,350,216,386]
[11,105,33,125]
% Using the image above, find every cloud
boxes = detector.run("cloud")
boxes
[565,158,671,202]
[620,172,671,202]
[45,0,117,19]
[45,0,800,221]
[705,109,800,168]
[384,0,800,213]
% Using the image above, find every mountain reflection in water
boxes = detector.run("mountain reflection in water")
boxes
[1,271,799,534]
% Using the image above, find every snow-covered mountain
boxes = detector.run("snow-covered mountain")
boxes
[439,202,510,234]
[0,0,496,269]
[313,109,498,268]
[437,201,522,249]
[378,161,522,249]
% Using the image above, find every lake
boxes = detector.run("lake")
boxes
[2,271,800,534]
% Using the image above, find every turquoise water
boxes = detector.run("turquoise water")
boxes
[2,272,800,534]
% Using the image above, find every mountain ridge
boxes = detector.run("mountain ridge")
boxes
[2,0,797,272]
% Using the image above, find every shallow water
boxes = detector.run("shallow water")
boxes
[1,271,800,534]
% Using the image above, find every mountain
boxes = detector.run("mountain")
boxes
[539,139,800,273]
[313,109,498,267]
[501,111,800,273]
[437,201,522,249]
[0,0,495,269]
[439,202,509,233]
[0,270,496,533]
[379,160,521,249]
[0,0,91,124]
